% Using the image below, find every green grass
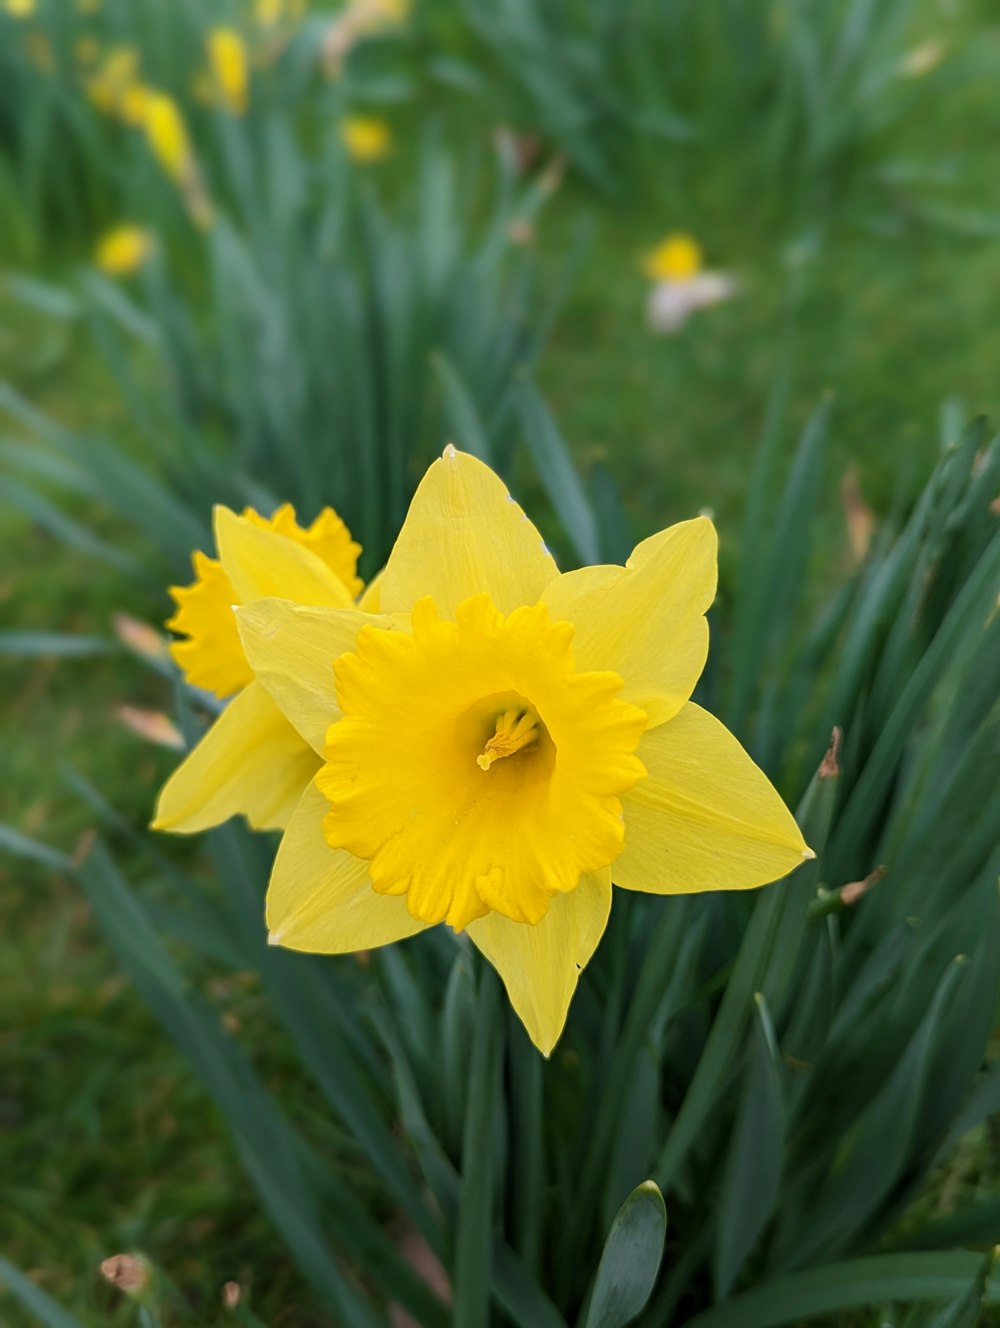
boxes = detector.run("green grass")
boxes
[2,3,1000,1323]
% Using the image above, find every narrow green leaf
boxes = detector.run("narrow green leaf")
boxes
[683,1252,1000,1328]
[519,380,600,565]
[925,1249,997,1328]
[453,965,503,1328]
[0,1258,83,1328]
[432,352,493,462]
[0,630,114,657]
[714,995,785,1296]
[0,824,72,873]
[584,1180,667,1328]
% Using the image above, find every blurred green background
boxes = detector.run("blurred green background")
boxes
[2,0,999,1322]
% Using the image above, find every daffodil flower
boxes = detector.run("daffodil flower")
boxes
[94,225,154,276]
[212,448,811,1055]
[205,27,250,116]
[340,115,392,162]
[642,231,737,334]
[154,504,366,835]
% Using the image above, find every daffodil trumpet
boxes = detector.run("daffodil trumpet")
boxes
[156,448,811,1054]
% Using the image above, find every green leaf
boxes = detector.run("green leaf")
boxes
[453,964,503,1328]
[0,630,114,657]
[433,352,494,462]
[0,1258,83,1328]
[714,995,785,1296]
[925,1249,997,1328]
[584,1181,667,1328]
[519,381,600,565]
[683,1252,1000,1328]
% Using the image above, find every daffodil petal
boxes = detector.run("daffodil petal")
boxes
[378,446,558,616]
[267,784,428,951]
[616,703,811,893]
[153,681,320,833]
[214,506,355,609]
[236,599,408,754]
[542,516,716,728]
[466,867,612,1056]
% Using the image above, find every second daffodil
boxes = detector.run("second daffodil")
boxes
[154,503,364,834]
[211,448,812,1056]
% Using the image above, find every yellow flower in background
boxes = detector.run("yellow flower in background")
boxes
[206,26,249,115]
[256,0,306,26]
[341,115,391,162]
[85,45,140,115]
[75,0,102,12]
[4,0,36,18]
[118,81,154,126]
[94,225,154,276]
[643,232,703,282]
[74,35,100,65]
[142,92,190,182]
[220,448,811,1055]
[154,504,364,834]
[140,92,214,227]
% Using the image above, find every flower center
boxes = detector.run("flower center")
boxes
[477,706,540,771]
[318,593,647,931]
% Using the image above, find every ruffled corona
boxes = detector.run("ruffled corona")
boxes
[317,593,647,930]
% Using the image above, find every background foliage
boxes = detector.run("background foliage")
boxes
[1,0,998,1324]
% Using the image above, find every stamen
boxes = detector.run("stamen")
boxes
[477,707,539,771]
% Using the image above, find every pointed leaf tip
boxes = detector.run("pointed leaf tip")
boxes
[585,1180,667,1328]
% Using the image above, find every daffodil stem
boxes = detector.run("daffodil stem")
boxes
[510,1018,544,1279]
[453,961,503,1328]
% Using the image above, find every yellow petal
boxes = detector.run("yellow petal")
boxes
[214,506,356,610]
[542,516,716,728]
[267,784,428,952]
[378,446,558,617]
[153,681,319,833]
[236,599,408,754]
[466,868,612,1056]
[615,703,811,894]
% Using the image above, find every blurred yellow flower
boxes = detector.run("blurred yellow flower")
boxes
[340,115,391,162]
[225,448,811,1054]
[95,225,154,276]
[85,45,140,115]
[73,35,100,65]
[118,81,154,126]
[206,27,249,115]
[4,0,36,19]
[643,233,703,282]
[75,0,102,12]
[140,92,214,228]
[142,92,190,181]
[154,503,364,834]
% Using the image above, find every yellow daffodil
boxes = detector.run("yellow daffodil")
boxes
[154,503,364,835]
[206,27,249,115]
[94,225,154,276]
[205,448,812,1055]
[643,232,703,282]
[340,115,391,162]
[85,45,140,114]
[74,35,100,65]
[4,0,36,18]
[140,92,214,228]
